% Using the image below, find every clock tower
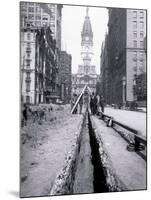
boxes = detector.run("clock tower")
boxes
[72,7,98,95]
[81,7,93,71]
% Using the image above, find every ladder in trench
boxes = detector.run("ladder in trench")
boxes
[71,84,91,114]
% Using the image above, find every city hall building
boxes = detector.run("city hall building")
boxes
[72,8,99,95]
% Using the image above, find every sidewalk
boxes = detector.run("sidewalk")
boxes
[90,116,146,191]
[104,107,146,136]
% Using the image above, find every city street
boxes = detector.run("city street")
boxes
[20,2,147,198]
[20,103,146,197]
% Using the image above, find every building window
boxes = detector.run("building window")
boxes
[26,60,30,67]
[27,52,30,58]
[140,11,144,18]
[26,47,31,53]
[140,41,144,48]
[140,60,144,67]
[43,17,48,20]
[139,52,144,61]
[26,82,30,92]
[26,72,30,79]
[26,96,30,104]
[26,23,31,28]
[51,14,55,20]
[139,62,144,74]
[133,21,137,28]
[22,7,27,12]
[28,14,34,20]
[36,21,41,26]
[140,21,144,29]
[133,32,137,38]
[29,2,35,6]
[50,23,55,27]
[27,42,30,47]
[133,40,137,48]
[36,15,41,20]
[133,51,137,61]
[36,6,41,13]
[28,7,34,12]
[133,11,137,18]
[140,32,144,38]
[27,33,31,40]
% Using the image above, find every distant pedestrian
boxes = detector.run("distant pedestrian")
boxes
[71,94,75,109]
[79,95,83,114]
[90,92,97,115]
[96,94,101,115]
[22,104,28,126]
[100,95,105,113]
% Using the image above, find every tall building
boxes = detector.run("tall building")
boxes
[100,34,109,104]
[21,27,37,104]
[20,2,63,104]
[35,27,58,104]
[126,9,146,103]
[106,8,126,106]
[60,51,72,103]
[72,8,98,95]
[101,8,146,106]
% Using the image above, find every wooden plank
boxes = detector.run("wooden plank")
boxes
[99,111,147,146]
[71,85,87,114]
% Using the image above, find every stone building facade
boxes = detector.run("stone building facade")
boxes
[100,8,146,106]
[20,2,63,104]
[21,27,37,104]
[126,9,146,103]
[35,27,58,104]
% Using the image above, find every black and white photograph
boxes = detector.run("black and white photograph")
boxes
[20,1,147,198]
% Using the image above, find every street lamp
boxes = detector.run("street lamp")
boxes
[133,74,137,101]
[122,76,126,108]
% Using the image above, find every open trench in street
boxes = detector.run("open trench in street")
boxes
[73,111,109,194]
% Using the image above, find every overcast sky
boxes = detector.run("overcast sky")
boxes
[61,5,108,74]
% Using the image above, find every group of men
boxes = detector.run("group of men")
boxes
[71,92,104,115]
[90,92,104,115]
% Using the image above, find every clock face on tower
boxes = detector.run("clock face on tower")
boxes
[85,46,89,52]
[85,36,89,41]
